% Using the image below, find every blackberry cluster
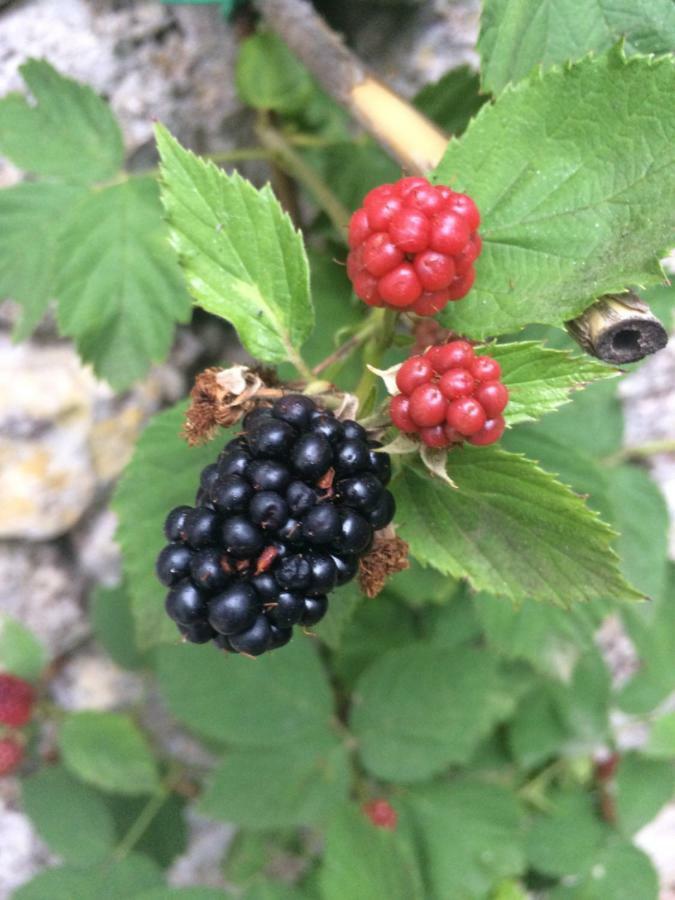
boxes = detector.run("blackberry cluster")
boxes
[346,176,482,315]
[156,396,395,656]
[390,340,509,448]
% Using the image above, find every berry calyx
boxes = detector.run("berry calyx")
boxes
[156,396,395,657]
[346,177,481,314]
[388,342,509,448]
[0,674,35,728]
[363,799,398,830]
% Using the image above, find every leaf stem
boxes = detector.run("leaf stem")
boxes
[255,114,350,238]
[312,316,382,377]
[354,308,399,415]
[604,438,675,465]
[111,780,172,862]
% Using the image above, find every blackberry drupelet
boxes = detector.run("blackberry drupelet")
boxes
[156,395,395,656]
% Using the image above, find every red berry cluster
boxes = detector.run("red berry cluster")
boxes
[362,798,398,830]
[0,673,35,776]
[390,340,508,448]
[346,176,481,315]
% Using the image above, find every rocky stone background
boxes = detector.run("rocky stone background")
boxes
[0,0,673,897]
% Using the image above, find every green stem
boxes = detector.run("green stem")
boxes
[605,438,675,465]
[112,783,171,862]
[354,309,399,415]
[255,114,350,238]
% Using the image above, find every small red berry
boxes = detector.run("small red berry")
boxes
[439,368,475,399]
[348,208,371,248]
[420,425,448,448]
[413,250,456,292]
[390,394,417,432]
[471,356,502,382]
[411,290,450,316]
[408,384,447,427]
[396,176,428,197]
[0,674,35,728]
[389,208,431,253]
[364,189,403,231]
[0,738,23,776]
[363,799,397,830]
[428,340,475,373]
[468,415,506,446]
[395,356,434,395]
[446,267,476,301]
[475,381,509,417]
[444,424,465,444]
[406,184,444,216]
[448,193,481,231]
[352,270,383,307]
[455,234,482,275]
[346,177,481,314]
[362,232,405,277]
[430,210,470,255]
[446,397,487,436]
[378,264,422,307]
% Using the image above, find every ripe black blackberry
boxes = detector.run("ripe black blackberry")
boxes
[156,395,395,656]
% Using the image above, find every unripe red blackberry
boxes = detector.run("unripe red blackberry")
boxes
[156,397,395,656]
[346,177,481,315]
[0,674,35,728]
[389,342,508,448]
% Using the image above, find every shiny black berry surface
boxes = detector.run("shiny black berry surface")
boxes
[156,395,395,656]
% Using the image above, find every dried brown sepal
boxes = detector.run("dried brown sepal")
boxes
[182,365,281,446]
[358,529,410,598]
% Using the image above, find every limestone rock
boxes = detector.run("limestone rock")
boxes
[0,542,87,660]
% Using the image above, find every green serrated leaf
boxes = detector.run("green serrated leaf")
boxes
[112,403,218,649]
[55,176,191,390]
[510,378,624,460]
[236,31,313,114]
[615,752,675,835]
[490,341,616,425]
[136,891,227,900]
[619,564,675,714]
[480,0,675,95]
[14,855,162,900]
[393,450,641,607]
[526,790,609,877]
[607,465,669,600]
[156,638,334,746]
[549,839,659,899]
[0,614,45,680]
[198,736,350,828]
[0,182,85,339]
[551,650,611,746]
[414,65,488,135]
[0,59,123,183]
[502,427,614,522]
[405,779,525,898]
[331,592,419,688]
[22,766,116,865]
[91,583,148,671]
[434,49,675,338]
[350,643,508,781]
[156,125,313,367]
[644,712,675,759]
[320,805,425,900]
[314,582,365,652]
[58,712,160,796]
[509,686,568,768]
[474,591,606,677]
